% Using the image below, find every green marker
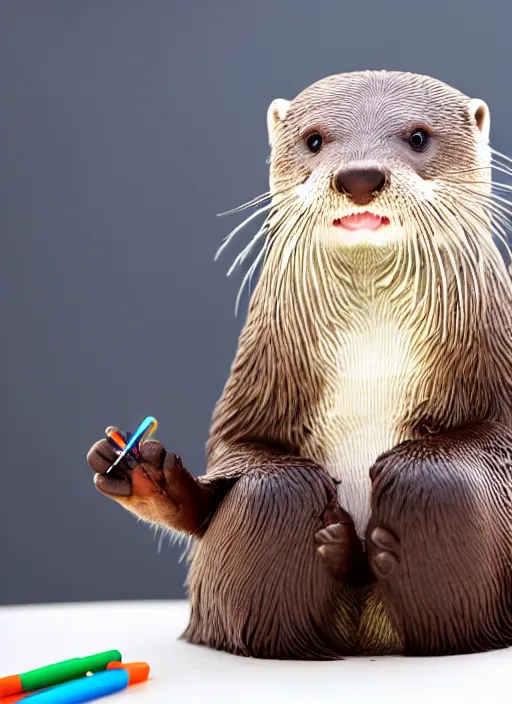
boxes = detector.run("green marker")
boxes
[0,650,122,697]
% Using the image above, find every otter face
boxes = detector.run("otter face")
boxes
[267,71,491,249]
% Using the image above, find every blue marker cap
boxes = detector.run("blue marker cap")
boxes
[24,669,129,702]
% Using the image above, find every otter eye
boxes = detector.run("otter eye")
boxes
[305,132,323,154]
[409,129,429,152]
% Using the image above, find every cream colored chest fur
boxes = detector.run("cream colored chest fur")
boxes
[305,314,416,539]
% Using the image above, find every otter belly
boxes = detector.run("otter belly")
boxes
[310,319,415,540]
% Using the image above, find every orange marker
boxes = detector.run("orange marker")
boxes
[106,661,150,684]
[106,430,126,450]
[0,679,22,702]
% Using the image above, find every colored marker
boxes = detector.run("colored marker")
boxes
[105,429,128,453]
[22,669,129,702]
[0,663,149,703]
[106,661,150,683]
[0,651,121,698]
[105,416,158,474]
[105,427,138,470]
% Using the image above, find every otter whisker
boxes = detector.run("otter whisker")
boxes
[437,160,512,185]
[216,191,272,217]
[256,199,307,297]
[304,231,343,355]
[226,196,296,276]
[266,195,322,342]
[443,178,512,198]
[491,147,512,169]
[490,151,512,172]
[490,160,512,181]
[280,226,305,276]
[440,182,512,267]
[293,213,323,354]
[215,201,275,262]
[439,166,488,177]
[397,200,431,312]
[489,176,512,192]
[441,193,505,313]
[270,209,307,292]
[234,242,268,316]
[440,163,506,180]
[463,196,512,266]
[490,183,512,197]
[439,179,512,216]
[423,197,480,326]
[247,244,266,299]
[227,223,268,276]
[301,213,325,318]
[422,199,469,335]
[438,183,512,236]
[463,219,511,299]
[417,215,442,334]
[441,156,512,184]
[261,209,323,423]
[412,203,450,342]
[465,188,512,221]
[267,210,308,327]
[456,185,512,222]
[442,200,487,301]
[384,201,417,304]
[262,200,303,265]
[438,235,466,338]
[442,190,512,285]
[439,178,512,216]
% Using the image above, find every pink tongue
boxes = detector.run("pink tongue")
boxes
[334,213,385,231]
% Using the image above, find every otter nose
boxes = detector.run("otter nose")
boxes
[333,167,388,206]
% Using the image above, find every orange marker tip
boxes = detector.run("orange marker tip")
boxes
[106,661,150,684]
[0,675,23,698]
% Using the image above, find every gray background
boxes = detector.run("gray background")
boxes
[1,0,511,605]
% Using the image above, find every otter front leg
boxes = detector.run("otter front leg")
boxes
[87,435,219,535]
[367,422,512,655]
[184,463,361,659]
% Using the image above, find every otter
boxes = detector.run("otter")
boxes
[87,70,512,659]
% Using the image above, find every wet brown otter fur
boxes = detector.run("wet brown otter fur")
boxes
[87,70,512,659]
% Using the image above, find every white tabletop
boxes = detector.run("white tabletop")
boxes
[2,600,511,703]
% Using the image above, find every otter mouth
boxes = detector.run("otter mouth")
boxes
[333,213,390,231]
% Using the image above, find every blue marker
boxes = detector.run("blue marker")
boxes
[105,416,158,474]
[123,416,158,456]
[23,669,129,702]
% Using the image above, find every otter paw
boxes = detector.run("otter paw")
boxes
[367,525,401,579]
[315,504,368,583]
[315,522,357,579]
[86,434,213,534]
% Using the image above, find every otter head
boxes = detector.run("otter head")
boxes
[266,71,492,250]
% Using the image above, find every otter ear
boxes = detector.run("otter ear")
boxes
[267,98,290,147]
[468,98,490,143]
